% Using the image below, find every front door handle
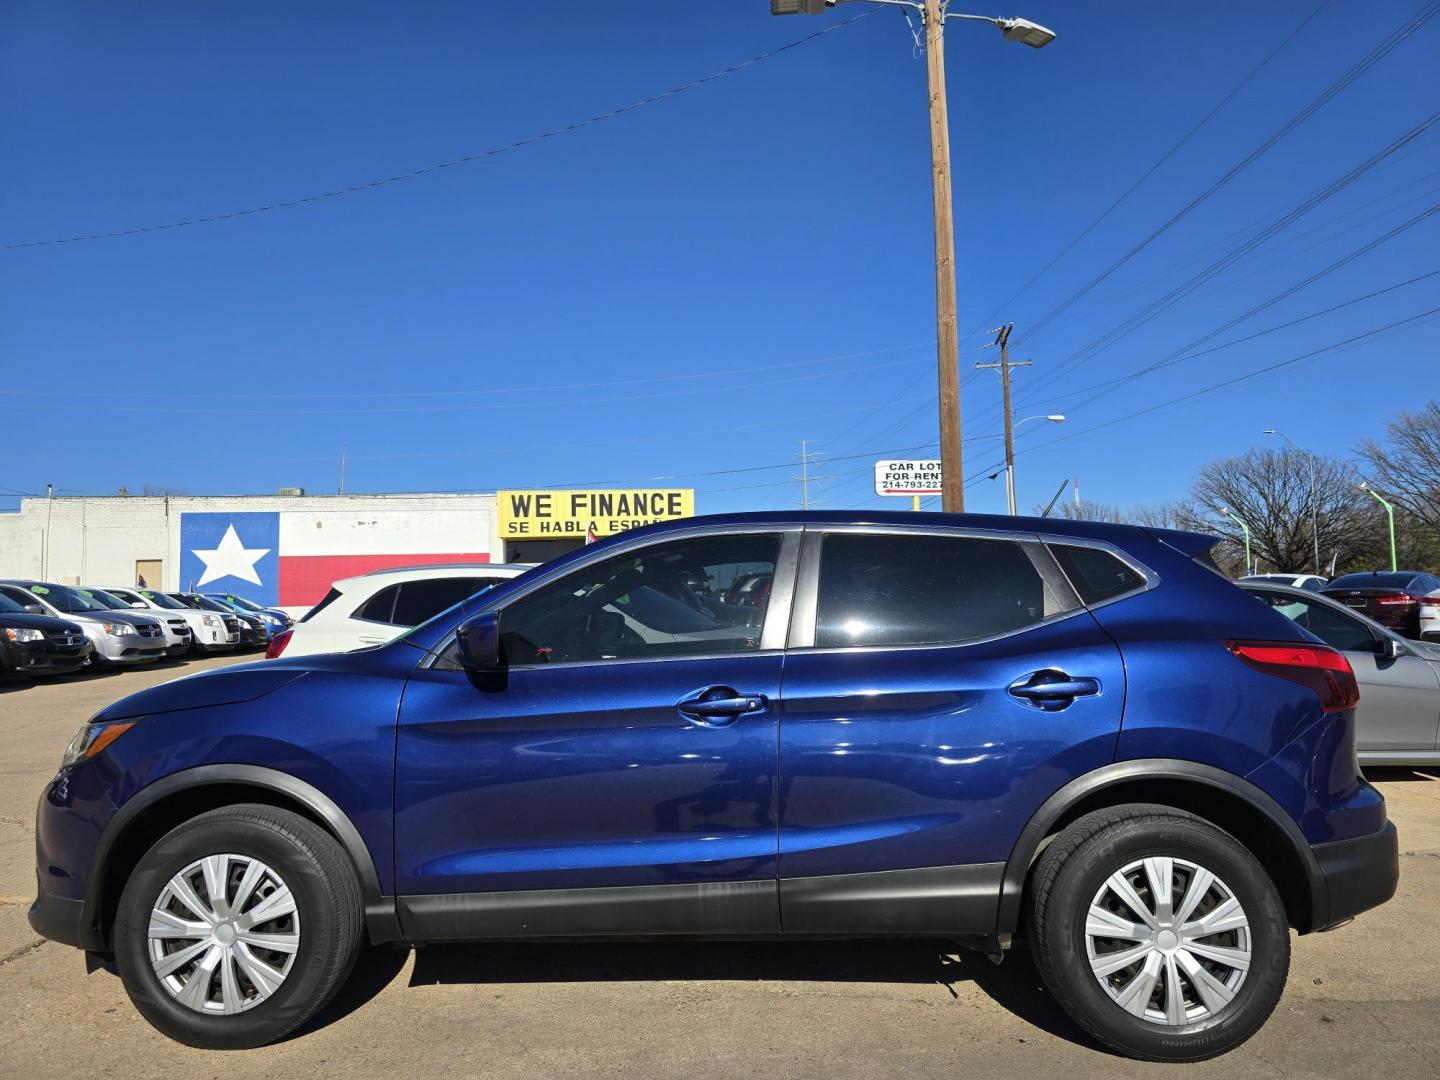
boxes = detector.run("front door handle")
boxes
[677,687,768,726]
[1008,670,1101,710]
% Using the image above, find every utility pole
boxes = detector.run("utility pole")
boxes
[339,447,348,495]
[975,324,1030,515]
[769,1,1056,515]
[925,0,964,513]
[800,440,811,510]
[42,482,54,580]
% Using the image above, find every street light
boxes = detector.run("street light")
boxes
[1263,429,1320,576]
[1219,506,1253,575]
[771,0,1055,513]
[1003,414,1065,514]
[1359,483,1398,572]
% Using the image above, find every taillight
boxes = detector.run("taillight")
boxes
[1421,597,1440,608]
[264,628,293,659]
[1374,593,1415,605]
[1227,640,1360,713]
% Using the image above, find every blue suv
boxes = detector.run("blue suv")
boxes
[29,513,1398,1060]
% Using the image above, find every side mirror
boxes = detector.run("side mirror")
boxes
[455,611,502,670]
[1380,636,1406,660]
[24,604,44,615]
[131,601,148,609]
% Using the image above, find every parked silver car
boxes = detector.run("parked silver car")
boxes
[1241,581,1440,765]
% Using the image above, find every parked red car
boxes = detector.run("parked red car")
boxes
[1322,571,1440,640]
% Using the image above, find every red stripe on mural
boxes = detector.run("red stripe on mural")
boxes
[277,552,491,607]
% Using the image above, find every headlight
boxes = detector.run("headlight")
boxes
[262,615,281,626]
[202,614,221,628]
[3,627,45,643]
[102,622,136,636]
[60,720,138,769]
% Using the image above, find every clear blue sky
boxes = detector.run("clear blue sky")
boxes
[3,0,1436,516]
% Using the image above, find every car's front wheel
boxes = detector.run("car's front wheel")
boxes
[1029,804,1290,1062]
[114,804,362,1049]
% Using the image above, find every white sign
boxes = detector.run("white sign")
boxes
[874,460,942,496]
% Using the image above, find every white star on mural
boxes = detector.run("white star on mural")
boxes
[192,524,270,587]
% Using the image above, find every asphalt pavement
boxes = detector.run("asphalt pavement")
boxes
[1,657,1436,1079]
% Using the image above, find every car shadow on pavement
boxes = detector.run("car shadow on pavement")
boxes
[288,938,1094,1051]
[1364,766,1440,782]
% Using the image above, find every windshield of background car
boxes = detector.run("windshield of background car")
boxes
[1327,572,1418,590]
[39,585,106,613]
[136,589,186,609]
[78,588,128,610]
[223,596,264,611]
[188,595,233,613]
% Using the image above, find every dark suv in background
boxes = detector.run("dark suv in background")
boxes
[30,513,1397,1061]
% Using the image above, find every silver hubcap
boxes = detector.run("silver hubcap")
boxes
[1085,856,1251,1027]
[147,854,300,1015]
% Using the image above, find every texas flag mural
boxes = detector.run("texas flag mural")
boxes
[180,510,491,607]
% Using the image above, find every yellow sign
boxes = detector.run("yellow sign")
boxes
[498,489,695,539]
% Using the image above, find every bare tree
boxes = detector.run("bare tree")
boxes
[1358,401,1440,532]
[1187,448,1369,574]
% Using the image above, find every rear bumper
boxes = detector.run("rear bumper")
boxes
[1310,821,1399,930]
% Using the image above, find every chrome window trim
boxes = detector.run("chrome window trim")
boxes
[421,525,802,671]
[787,523,1097,653]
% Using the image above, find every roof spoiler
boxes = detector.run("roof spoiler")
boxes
[1146,526,1221,561]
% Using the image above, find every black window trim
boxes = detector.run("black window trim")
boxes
[420,525,803,671]
[786,524,1141,654]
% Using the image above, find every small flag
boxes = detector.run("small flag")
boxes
[585,521,599,545]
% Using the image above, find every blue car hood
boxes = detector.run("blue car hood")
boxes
[92,664,308,722]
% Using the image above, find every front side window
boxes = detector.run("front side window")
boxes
[497,533,782,666]
[813,532,1073,649]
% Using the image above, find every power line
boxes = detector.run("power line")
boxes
[1022,111,1440,400]
[2,11,874,251]
[1016,0,1440,347]
[0,341,929,402]
[967,0,1335,335]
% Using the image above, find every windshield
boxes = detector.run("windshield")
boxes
[180,594,233,613]
[136,589,186,610]
[222,595,264,612]
[77,588,128,610]
[1328,572,1417,590]
[36,585,107,613]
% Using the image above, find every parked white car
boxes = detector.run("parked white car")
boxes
[1239,573,1329,593]
[273,563,529,658]
[0,581,167,667]
[101,585,239,653]
[79,588,192,656]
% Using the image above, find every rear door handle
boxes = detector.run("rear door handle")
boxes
[1008,671,1101,710]
[677,687,768,726]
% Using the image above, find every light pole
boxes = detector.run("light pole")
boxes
[1264,429,1319,575]
[1359,483,1398,572]
[1220,506,1253,575]
[1005,414,1065,514]
[771,0,1055,512]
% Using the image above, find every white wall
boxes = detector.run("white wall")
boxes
[0,493,501,589]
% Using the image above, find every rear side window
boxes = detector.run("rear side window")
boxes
[813,533,1072,649]
[299,588,342,623]
[1050,544,1145,605]
[354,585,400,624]
[390,577,484,627]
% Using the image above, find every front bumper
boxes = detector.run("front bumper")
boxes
[28,875,93,951]
[1311,820,1399,930]
[6,639,92,675]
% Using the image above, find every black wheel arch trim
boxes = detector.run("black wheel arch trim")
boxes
[85,764,401,949]
[996,758,1327,935]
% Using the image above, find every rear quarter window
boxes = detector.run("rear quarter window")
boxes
[1049,544,1146,605]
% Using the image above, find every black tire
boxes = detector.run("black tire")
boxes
[1029,805,1290,1062]
[114,804,362,1049]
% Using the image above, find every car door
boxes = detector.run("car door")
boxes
[1253,590,1440,752]
[393,528,799,938]
[775,526,1127,934]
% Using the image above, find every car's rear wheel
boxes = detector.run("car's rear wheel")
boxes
[114,804,362,1049]
[1028,805,1290,1062]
